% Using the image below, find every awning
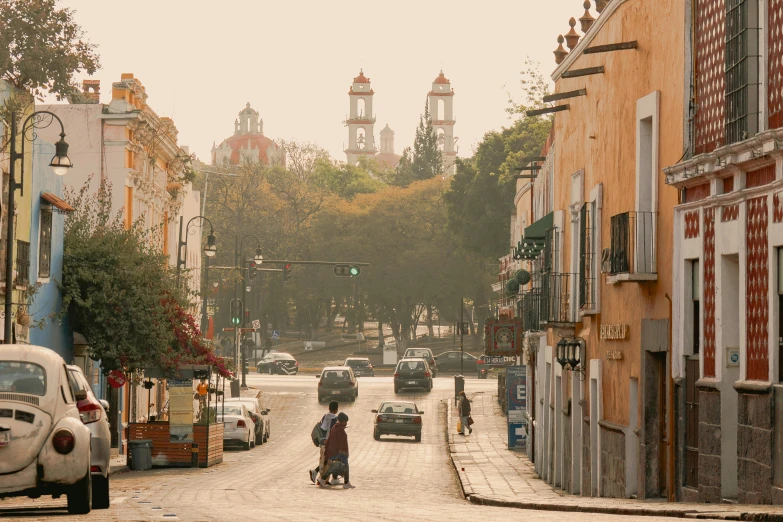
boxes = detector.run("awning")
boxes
[41,192,75,213]
[524,212,553,239]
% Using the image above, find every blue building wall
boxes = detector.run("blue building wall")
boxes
[30,140,72,362]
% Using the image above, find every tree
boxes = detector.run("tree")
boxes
[411,100,442,181]
[0,0,100,100]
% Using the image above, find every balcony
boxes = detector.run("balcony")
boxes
[608,211,657,283]
[520,289,542,333]
[540,272,577,326]
[15,240,30,287]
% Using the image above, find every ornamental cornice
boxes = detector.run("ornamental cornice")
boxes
[665,127,783,186]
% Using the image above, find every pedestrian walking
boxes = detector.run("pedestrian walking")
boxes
[310,401,339,483]
[196,379,208,420]
[318,412,355,489]
[458,391,473,435]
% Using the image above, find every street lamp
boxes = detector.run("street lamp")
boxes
[4,111,72,343]
[175,215,217,334]
[235,234,262,388]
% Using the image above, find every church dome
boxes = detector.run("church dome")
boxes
[434,71,450,84]
[353,70,370,83]
[212,103,280,165]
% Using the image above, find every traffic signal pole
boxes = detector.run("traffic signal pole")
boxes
[460,297,464,375]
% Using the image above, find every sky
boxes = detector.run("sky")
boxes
[57,0,579,163]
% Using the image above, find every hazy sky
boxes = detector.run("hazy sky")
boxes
[57,0,579,162]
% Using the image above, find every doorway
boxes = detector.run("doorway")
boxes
[685,358,700,489]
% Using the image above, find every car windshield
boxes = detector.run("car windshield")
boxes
[0,362,46,396]
[322,370,351,381]
[399,361,425,371]
[221,406,243,416]
[346,360,369,367]
[406,350,430,358]
[271,353,294,360]
[379,402,418,414]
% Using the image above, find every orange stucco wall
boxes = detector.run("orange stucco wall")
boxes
[550,0,684,425]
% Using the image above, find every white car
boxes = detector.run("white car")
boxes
[223,397,270,444]
[0,346,92,514]
[67,365,111,509]
[218,404,256,450]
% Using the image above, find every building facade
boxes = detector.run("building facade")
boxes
[509,0,684,499]
[664,0,783,504]
[428,71,458,176]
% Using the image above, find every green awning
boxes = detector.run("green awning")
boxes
[524,212,554,239]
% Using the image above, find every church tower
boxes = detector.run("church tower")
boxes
[345,70,377,165]
[428,71,457,176]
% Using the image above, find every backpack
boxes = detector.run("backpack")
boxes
[311,422,326,447]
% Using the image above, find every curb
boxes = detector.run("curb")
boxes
[109,464,129,476]
[444,400,783,522]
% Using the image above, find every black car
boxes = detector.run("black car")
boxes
[401,348,437,377]
[318,366,359,402]
[256,352,299,375]
[344,357,375,377]
[434,351,478,373]
[372,401,424,442]
[393,358,433,393]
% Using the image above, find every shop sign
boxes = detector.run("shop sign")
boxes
[726,347,740,367]
[600,324,629,340]
[606,350,623,360]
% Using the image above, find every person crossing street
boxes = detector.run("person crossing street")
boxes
[318,412,354,489]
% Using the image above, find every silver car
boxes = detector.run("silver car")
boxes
[224,397,270,444]
[218,404,256,450]
[66,365,111,509]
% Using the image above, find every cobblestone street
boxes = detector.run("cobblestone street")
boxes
[1,375,728,521]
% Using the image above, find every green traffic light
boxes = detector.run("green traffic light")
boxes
[232,317,240,325]
[349,266,360,276]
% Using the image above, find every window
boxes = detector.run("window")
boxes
[39,206,53,279]
[778,248,783,382]
[15,240,30,286]
[0,362,46,395]
[579,202,596,309]
[725,0,760,144]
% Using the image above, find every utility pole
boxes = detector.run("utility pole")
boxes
[460,297,464,375]
[234,235,239,369]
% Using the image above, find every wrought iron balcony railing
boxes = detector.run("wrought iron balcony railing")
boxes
[610,211,657,278]
[540,272,576,325]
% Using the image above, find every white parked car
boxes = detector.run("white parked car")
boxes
[67,365,111,509]
[0,346,92,514]
[224,397,270,444]
[218,404,256,450]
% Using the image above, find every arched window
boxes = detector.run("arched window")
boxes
[357,98,366,118]
[438,99,446,121]
[357,128,366,150]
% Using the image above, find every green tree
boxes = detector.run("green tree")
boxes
[0,0,100,100]
[411,101,442,181]
[377,146,414,187]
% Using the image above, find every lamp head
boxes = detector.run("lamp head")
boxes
[49,135,73,176]
[204,233,217,257]
[254,248,263,263]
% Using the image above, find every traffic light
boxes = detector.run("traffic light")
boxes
[249,261,257,280]
[230,300,243,325]
[333,264,361,277]
[244,310,250,327]
[283,263,292,282]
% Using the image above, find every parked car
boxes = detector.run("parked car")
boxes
[393,358,433,393]
[224,397,270,444]
[256,352,299,375]
[218,404,256,450]
[0,346,93,514]
[66,365,111,509]
[401,348,438,377]
[343,357,375,377]
[434,351,478,373]
[372,401,424,442]
[317,367,358,402]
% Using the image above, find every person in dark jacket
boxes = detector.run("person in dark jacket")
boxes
[458,391,472,435]
[318,412,355,489]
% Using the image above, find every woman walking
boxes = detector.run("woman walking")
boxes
[458,391,472,435]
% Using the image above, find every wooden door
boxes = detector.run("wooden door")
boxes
[685,358,699,488]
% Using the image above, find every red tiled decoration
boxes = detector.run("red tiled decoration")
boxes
[686,183,711,203]
[769,0,783,128]
[684,210,700,239]
[746,164,776,189]
[721,203,739,222]
[694,0,726,154]
[703,208,716,377]
[746,196,770,381]
[775,192,783,223]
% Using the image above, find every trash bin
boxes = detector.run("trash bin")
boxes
[454,375,464,404]
[128,439,152,471]
[230,379,241,398]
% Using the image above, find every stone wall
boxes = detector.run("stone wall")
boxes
[737,390,774,504]
[697,388,722,502]
[582,416,591,496]
[600,425,626,498]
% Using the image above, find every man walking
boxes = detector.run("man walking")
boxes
[310,401,339,483]
[318,412,354,489]
[458,390,472,435]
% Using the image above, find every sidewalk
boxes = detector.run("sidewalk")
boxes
[447,391,783,521]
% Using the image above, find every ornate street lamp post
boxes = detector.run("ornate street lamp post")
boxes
[4,111,72,343]
[175,215,216,334]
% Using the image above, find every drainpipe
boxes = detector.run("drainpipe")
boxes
[665,293,675,501]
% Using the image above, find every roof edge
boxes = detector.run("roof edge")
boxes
[551,0,629,82]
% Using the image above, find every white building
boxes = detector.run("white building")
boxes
[428,71,458,176]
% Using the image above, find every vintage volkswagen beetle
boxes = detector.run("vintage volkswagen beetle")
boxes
[0,345,92,514]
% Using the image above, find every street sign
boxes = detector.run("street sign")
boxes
[271,330,280,340]
[252,319,261,330]
[305,342,313,351]
[506,366,527,450]
[222,328,235,332]
[107,370,126,389]
[240,328,255,333]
